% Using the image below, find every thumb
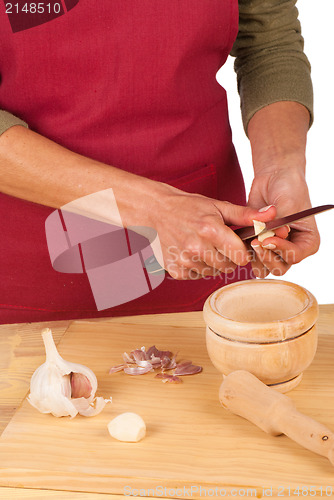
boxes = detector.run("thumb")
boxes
[216,201,277,227]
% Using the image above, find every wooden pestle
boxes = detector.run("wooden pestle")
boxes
[219,370,334,466]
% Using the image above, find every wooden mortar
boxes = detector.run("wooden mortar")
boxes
[203,279,319,392]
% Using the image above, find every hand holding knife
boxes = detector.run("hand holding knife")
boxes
[234,204,334,241]
[145,204,334,274]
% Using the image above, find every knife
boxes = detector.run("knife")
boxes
[144,204,334,274]
[234,204,334,241]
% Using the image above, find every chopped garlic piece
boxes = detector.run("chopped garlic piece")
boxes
[253,220,266,236]
[258,230,276,242]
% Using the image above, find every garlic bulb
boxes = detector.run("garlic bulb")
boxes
[27,328,111,418]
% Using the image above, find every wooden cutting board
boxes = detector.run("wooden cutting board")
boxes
[0,317,334,497]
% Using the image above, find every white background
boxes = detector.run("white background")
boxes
[217,1,334,305]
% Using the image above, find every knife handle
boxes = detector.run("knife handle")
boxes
[219,370,334,466]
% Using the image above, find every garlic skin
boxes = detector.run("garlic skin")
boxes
[27,328,111,418]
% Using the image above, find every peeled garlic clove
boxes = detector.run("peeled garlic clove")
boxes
[107,412,146,442]
[258,229,276,243]
[253,220,266,236]
[27,328,111,418]
[253,220,276,243]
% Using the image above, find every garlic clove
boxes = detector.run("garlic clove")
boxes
[258,229,276,243]
[253,220,266,236]
[70,372,92,399]
[253,220,276,243]
[27,328,111,418]
[107,412,146,442]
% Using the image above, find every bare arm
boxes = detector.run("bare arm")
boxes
[231,0,319,277]
[0,125,161,227]
[0,125,274,278]
[247,101,320,277]
[248,100,309,176]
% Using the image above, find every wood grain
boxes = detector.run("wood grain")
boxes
[203,279,318,341]
[0,487,124,499]
[0,308,334,498]
[206,324,318,387]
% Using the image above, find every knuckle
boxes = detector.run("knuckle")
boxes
[178,251,192,265]
[238,257,251,267]
[291,254,302,265]
[217,200,231,210]
[169,271,181,280]
[271,267,286,276]
[222,266,236,275]
[197,221,218,239]
[311,237,321,255]
[168,270,181,280]
[223,262,237,272]
[166,263,183,280]
[184,239,202,255]
[232,249,250,267]
[255,267,269,279]
[284,249,301,265]
[200,267,217,277]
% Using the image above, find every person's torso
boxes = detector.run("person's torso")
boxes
[0,0,239,184]
[0,0,250,323]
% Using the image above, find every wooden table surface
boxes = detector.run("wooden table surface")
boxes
[0,306,333,499]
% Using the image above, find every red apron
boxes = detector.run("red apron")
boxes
[0,0,250,324]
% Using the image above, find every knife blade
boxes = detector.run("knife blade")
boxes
[234,204,334,241]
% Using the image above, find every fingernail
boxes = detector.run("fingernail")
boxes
[259,205,274,212]
[251,242,260,249]
[285,225,291,233]
[263,243,276,250]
